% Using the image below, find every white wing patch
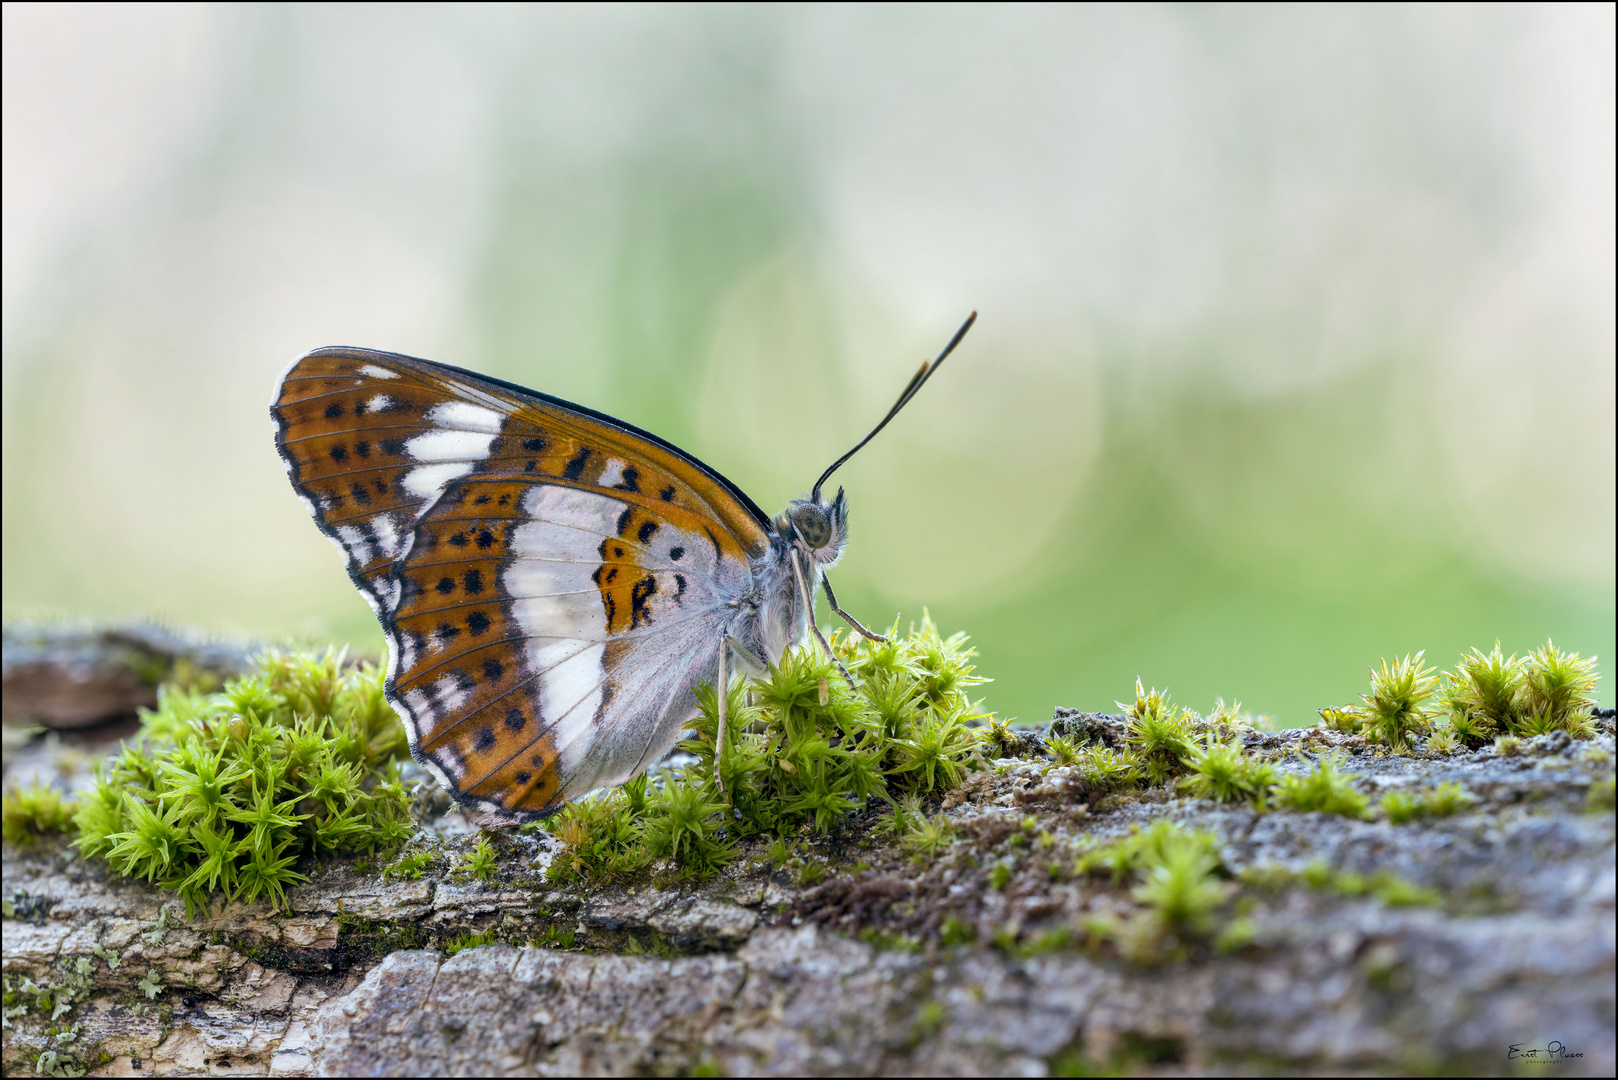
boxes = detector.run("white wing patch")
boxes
[512,487,622,562]
[358,364,400,379]
[506,488,617,765]
[496,482,748,796]
[426,400,503,433]
[404,428,497,463]
[539,640,607,755]
[403,461,477,499]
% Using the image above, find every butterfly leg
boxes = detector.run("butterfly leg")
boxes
[790,548,857,690]
[726,636,768,677]
[820,573,889,642]
[714,638,726,793]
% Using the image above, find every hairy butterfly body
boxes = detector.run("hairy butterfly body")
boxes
[272,315,974,820]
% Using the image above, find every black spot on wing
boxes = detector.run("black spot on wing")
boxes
[616,507,634,537]
[659,485,676,501]
[504,708,526,732]
[522,437,547,452]
[436,577,456,595]
[629,576,657,630]
[613,467,640,493]
[637,520,659,543]
[563,447,592,480]
[467,611,491,635]
[669,546,685,561]
[475,726,496,751]
[329,445,347,463]
[483,658,505,681]
[463,569,483,594]
[325,403,344,419]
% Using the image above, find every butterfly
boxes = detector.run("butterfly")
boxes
[271,313,976,821]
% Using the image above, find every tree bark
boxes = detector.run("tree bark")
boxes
[4,718,1614,1076]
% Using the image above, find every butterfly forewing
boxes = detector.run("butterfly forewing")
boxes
[273,348,770,819]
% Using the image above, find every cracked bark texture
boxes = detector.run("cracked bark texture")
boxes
[4,720,1615,1076]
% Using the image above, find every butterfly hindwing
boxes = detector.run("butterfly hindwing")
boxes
[272,347,770,818]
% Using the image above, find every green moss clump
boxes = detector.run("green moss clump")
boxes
[543,616,989,883]
[1072,822,1238,964]
[2,782,77,847]
[381,848,436,881]
[1272,752,1370,819]
[938,915,976,947]
[1441,643,1519,746]
[1354,652,1439,753]
[1424,721,1462,756]
[1520,640,1600,735]
[1380,781,1475,824]
[1073,820,1223,884]
[546,778,653,882]
[1130,832,1230,936]
[1044,733,1082,767]
[72,648,414,916]
[1178,734,1275,807]
[1438,639,1599,746]
[1317,706,1362,734]
[1242,860,1440,907]
[1073,745,1141,791]
[1120,681,1196,784]
[639,774,738,875]
[458,835,499,882]
[442,929,496,956]
[901,809,957,860]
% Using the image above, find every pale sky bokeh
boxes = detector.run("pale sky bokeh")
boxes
[4,4,1612,722]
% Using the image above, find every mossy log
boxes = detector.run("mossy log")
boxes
[4,716,1614,1077]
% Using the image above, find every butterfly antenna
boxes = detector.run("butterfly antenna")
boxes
[811,311,977,501]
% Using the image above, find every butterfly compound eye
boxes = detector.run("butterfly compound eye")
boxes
[791,505,833,549]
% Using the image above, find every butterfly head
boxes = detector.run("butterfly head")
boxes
[778,487,848,566]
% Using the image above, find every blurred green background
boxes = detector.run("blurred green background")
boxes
[3,5,1613,725]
